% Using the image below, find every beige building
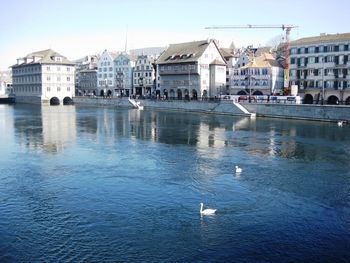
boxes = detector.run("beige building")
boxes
[290,33,350,104]
[12,49,75,105]
[231,53,284,96]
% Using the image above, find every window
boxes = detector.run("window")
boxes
[47,87,51,92]
[57,66,61,71]
[57,76,61,81]
[67,77,70,81]
[57,87,61,92]
[67,67,70,71]
[47,76,51,81]
[67,87,70,91]
[47,66,50,71]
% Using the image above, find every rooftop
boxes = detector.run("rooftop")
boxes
[157,40,212,64]
[291,33,350,46]
[13,49,74,67]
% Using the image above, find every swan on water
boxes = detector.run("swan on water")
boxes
[338,121,343,127]
[200,203,216,216]
[235,165,242,173]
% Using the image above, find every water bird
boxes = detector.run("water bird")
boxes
[338,121,343,127]
[200,203,216,216]
[235,165,242,173]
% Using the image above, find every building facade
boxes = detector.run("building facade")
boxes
[78,69,98,96]
[75,55,99,96]
[12,49,75,105]
[133,55,155,97]
[97,50,118,96]
[231,53,284,96]
[114,53,135,97]
[156,39,226,100]
[290,33,350,104]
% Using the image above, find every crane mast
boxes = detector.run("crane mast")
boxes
[205,24,297,94]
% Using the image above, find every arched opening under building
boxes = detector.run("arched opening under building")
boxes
[237,90,247,95]
[50,97,60,106]
[163,89,168,99]
[345,96,350,105]
[191,89,198,100]
[63,97,73,105]
[100,90,105,97]
[303,94,313,104]
[327,95,339,105]
[170,89,175,99]
[107,90,112,97]
[177,89,182,100]
[184,89,189,100]
[202,90,208,99]
[253,90,263,95]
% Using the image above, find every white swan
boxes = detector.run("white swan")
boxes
[338,121,343,127]
[235,165,242,173]
[200,203,216,216]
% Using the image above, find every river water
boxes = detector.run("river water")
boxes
[0,104,350,262]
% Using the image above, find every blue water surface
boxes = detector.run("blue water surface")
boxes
[0,104,350,262]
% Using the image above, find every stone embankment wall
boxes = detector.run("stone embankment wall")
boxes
[74,97,350,122]
[243,103,350,122]
[73,97,250,116]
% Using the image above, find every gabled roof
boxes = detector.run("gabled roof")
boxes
[210,59,226,66]
[156,40,212,64]
[13,49,74,67]
[291,33,350,46]
[114,52,137,62]
[242,53,282,69]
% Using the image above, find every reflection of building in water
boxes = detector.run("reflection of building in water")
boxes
[129,110,158,142]
[41,105,76,152]
[14,105,76,153]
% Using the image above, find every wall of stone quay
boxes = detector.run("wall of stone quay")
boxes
[73,97,350,122]
[73,97,250,116]
[243,103,350,122]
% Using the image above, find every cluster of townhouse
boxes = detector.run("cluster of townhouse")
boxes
[9,32,350,105]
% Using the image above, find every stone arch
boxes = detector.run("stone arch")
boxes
[163,89,168,99]
[327,95,339,105]
[63,97,73,105]
[177,89,182,100]
[107,90,112,97]
[253,90,263,95]
[345,96,350,105]
[170,89,175,99]
[100,90,105,97]
[237,90,247,95]
[50,97,60,105]
[303,94,313,104]
[191,89,198,100]
[202,90,208,98]
[184,89,190,100]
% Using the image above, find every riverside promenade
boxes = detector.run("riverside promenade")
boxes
[73,96,350,122]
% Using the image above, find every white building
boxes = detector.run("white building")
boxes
[133,55,156,97]
[12,49,75,105]
[97,50,118,96]
[289,33,350,104]
[156,39,226,99]
[114,53,135,97]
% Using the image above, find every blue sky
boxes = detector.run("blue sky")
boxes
[1,0,349,70]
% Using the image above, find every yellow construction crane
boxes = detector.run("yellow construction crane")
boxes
[205,24,298,94]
